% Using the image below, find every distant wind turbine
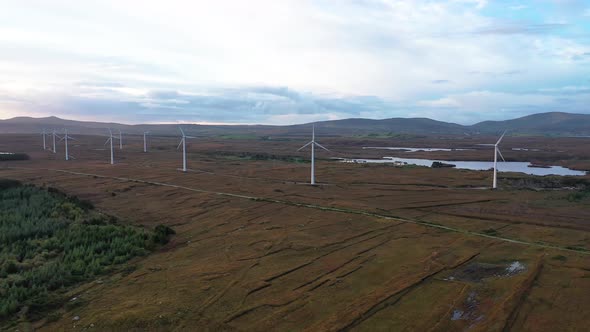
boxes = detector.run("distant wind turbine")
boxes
[104,129,116,165]
[52,130,59,153]
[143,131,149,153]
[177,127,195,172]
[492,131,507,189]
[59,129,76,161]
[41,129,46,150]
[118,129,123,150]
[297,125,330,185]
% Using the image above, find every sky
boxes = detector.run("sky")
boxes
[0,0,589,125]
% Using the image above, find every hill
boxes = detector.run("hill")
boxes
[0,112,589,137]
[471,112,590,136]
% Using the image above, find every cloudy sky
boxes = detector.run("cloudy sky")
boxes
[1,0,589,125]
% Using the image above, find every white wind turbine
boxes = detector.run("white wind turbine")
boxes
[492,130,507,189]
[177,127,195,172]
[104,129,117,165]
[59,129,76,161]
[118,129,123,150]
[143,131,149,153]
[41,129,47,150]
[51,130,59,153]
[297,125,330,185]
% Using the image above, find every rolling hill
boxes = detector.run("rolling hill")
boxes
[0,112,588,137]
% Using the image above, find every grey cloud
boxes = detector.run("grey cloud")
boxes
[432,80,451,84]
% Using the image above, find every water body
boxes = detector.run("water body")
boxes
[344,157,587,176]
[363,147,474,152]
[512,148,541,152]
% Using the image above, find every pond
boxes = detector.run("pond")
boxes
[363,147,473,152]
[343,157,587,176]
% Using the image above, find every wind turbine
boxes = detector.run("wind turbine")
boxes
[104,129,116,165]
[41,129,46,150]
[118,129,123,150]
[59,129,76,161]
[51,130,59,153]
[492,130,507,189]
[297,125,330,185]
[143,131,149,153]
[177,127,195,172]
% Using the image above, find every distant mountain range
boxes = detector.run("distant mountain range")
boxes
[0,112,589,137]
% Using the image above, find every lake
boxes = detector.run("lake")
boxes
[363,147,473,152]
[343,157,587,176]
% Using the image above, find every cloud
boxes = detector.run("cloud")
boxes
[474,23,567,35]
[0,0,589,124]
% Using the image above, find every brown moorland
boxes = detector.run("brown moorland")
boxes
[1,133,589,331]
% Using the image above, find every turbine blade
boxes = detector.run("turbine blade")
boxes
[69,155,76,160]
[497,148,506,162]
[179,126,185,136]
[177,138,183,150]
[185,135,196,139]
[496,130,507,145]
[297,141,313,151]
[68,136,77,141]
[104,138,111,146]
[314,142,330,152]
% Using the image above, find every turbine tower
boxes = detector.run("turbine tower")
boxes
[52,130,58,153]
[59,129,76,161]
[143,131,149,153]
[177,127,195,172]
[42,129,46,150]
[492,131,507,189]
[104,129,116,165]
[297,125,330,185]
[118,129,123,150]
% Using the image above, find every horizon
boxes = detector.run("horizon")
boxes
[2,110,586,128]
[1,1,589,125]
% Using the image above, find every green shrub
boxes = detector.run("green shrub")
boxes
[0,153,29,161]
[153,225,176,244]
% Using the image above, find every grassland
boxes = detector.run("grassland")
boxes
[0,133,589,331]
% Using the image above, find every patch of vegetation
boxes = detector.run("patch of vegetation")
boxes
[565,245,588,252]
[0,153,29,161]
[551,255,567,262]
[504,176,590,191]
[213,151,309,163]
[353,133,426,139]
[0,182,172,321]
[153,225,176,244]
[566,189,590,202]
[481,228,499,236]
[217,134,259,140]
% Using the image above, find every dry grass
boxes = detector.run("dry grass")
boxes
[0,134,589,331]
